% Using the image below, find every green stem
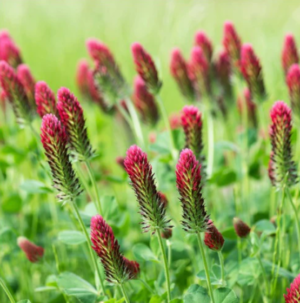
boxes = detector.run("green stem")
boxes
[84,160,103,215]
[218,251,225,286]
[119,283,130,303]
[207,112,214,179]
[0,278,16,303]
[257,255,268,296]
[72,201,105,295]
[156,94,177,161]
[196,232,215,303]
[124,97,145,148]
[156,231,171,302]
[285,188,300,261]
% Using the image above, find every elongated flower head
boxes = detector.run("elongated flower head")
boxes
[268,153,276,186]
[181,106,204,159]
[286,64,300,117]
[204,220,224,251]
[282,34,299,75]
[87,39,126,97]
[133,75,159,126]
[216,50,233,99]
[0,88,6,113]
[35,81,57,117]
[91,215,140,283]
[0,31,22,68]
[284,274,300,302]
[57,87,94,160]
[269,101,297,187]
[76,59,91,97]
[17,64,36,109]
[176,149,210,233]
[124,145,171,234]
[0,61,31,124]
[222,21,241,67]
[233,217,250,238]
[188,46,211,98]
[17,237,44,263]
[41,114,82,202]
[240,43,266,101]
[194,31,213,62]
[131,42,161,94]
[170,48,195,101]
[237,88,258,128]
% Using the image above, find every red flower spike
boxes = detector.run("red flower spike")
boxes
[0,61,32,125]
[169,113,182,130]
[90,215,140,283]
[176,149,210,233]
[170,48,195,101]
[222,21,241,67]
[286,64,300,117]
[17,237,44,263]
[284,274,300,302]
[216,50,233,99]
[133,75,159,126]
[194,31,213,62]
[57,87,94,160]
[76,59,91,98]
[0,88,7,113]
[35,81,57,118]
[240,44,266,101]
[181,106,204,161]
[86,39,125,97]
[124,145,171,234]
[237,88,258,128]
[131,42,162,94]
[188,46,211,98]
[17,64,36,109]
[0,31,22,68]
[204,220,224,251]
[233,217,250,238]
[269,101,297,187]
[158,192,168,208]
[41,114,82,203]
[282,34,299,75]
[268,153,276,186]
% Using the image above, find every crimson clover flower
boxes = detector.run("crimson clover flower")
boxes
[131,42,162,94]
[233,217,251,238]
[188,46,211,99]
[269,101,297,188]
[176,149,210,233]
[170,48,195,101]
[284,274,300,303]
[40,114,82,203]
[124,145,172,234]
[57,87,94,161]
[35,81,57,118]
[204,220,224,251]
[0,30,22,68]
[237,88,258,128]
[17,64,36,110]
[222,21,241,68]
[0,61,32,125]
[215,49,233,100]
[17,237,44,263]
[240,43,266,102]
[282,34,299,75]
[286,64,300,117]
[181,105,204,162]
[90,215,140,283]
[194,31,213,62]
[133,75,159,126]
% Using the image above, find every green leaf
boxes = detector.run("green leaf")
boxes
[149,295,163,303]
[209,168,237,187]
[58,230,86,245]
[183,284,210,303]
[57,272,97,303]
[237,258,260,286]
[254,220,276,236]
[221,227,237,240]
[1,194,22,213]
[213,287,238,303]
[17,301,32,303]
[132,243,158,263]
[20,180,52,194]
[197,265,223,286]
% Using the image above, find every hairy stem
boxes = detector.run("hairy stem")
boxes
[196,232,215,303]
[218,251,225,286]
[119,283,130,303]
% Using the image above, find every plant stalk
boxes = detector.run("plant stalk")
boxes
[119,283,130,303]
[0,278,16,303]
[218,251,225,286]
